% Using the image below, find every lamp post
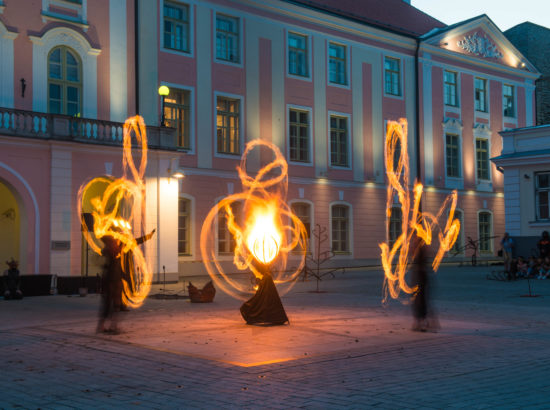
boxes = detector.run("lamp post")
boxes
[158,85,170,126]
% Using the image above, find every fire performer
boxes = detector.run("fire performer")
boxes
[411,235,439,332]
[97,234,123,334]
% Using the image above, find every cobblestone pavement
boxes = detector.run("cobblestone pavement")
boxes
[2,265,550,409]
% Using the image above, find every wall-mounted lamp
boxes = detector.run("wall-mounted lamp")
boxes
[524,173,530,179]
[168,158,184,179]
[441,42,449,46]
[158,85,170,127]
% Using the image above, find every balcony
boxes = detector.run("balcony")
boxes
[0,108,178,150]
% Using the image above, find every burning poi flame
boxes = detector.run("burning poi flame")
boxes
[77,115,152,308]
[380,119,460,302]
[200,139,308,300]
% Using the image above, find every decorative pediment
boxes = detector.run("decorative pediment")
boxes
[474,122,492,136]
[442,117,463,131]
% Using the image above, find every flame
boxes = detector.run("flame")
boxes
[200,140,308,300]
[380,119,460,302]
[77,116,152,308]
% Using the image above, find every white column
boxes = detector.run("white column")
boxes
[351,47,364,182]
[313,37,327,176]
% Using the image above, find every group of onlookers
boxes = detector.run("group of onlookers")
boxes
[502,231,550,280]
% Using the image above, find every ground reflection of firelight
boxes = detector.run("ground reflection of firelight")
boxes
[200,140,308,301]
[77,116,152,308]
[380,119,460,302]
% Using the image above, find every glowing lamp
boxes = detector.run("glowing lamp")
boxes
[158,85,170,126]
[158,85,170,96]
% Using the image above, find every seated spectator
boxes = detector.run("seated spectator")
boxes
[527,256,539,278]
[507,257,518,281]
[517,256,528,278]
[538,231,550,258]
[538,257,550,280]
[3,259,23,300]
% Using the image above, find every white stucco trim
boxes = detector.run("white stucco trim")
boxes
[0,162,40,273]
[30,27,100,118]
[0,22,17,108]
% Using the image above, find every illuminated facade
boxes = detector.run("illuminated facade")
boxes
[0,0,539,279]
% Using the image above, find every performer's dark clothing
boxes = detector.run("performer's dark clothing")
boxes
[119,231,155,308]
[538,234,550,258]
[412,243,428,321]
[99,239,123,320]
[3,267,23,300]
[240,272,289,325]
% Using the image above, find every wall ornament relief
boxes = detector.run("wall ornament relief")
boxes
[457,32,503,59]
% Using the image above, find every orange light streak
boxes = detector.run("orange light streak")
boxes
[200,140,308,300]
[77,116,152,308]
[380,119,460,302]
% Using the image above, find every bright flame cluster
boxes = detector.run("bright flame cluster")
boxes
[200,139,308,300]
[77,116,152,308]
[380,119,460,301]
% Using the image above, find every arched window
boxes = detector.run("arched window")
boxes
[389,207,402,247]
[178,197,191,256]
[331,204,350,253]
[48,46,82,116]
[290,201,311,253]
[218,201,242,254]
[478,211,492,253]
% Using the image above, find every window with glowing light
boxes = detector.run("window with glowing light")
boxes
[446,133,460,178]
[384,57,401,96]
[503,84,515,117]
[163,2,190,52]
[536,172,550,221]
[289,109,310,162]
[474,77,487,112]
[478,211,492,253]
[48,46,81,116]
[444,70,459,107]
[330,115,349,167]
[331,205,350,254]
[216,14,240,63]
[178,197,191,255]
[218,201,242,254]
[389,207,402,248]
[329,42,347,85]
[164,89,191,149]
[288,32,308,77]
[216,96,240,155]
[290,202,311,252]
[476,138,489,181]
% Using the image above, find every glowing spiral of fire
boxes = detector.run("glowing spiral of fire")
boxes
[77,115,152,308]
[380,119,460,302]
[200,139,308,301]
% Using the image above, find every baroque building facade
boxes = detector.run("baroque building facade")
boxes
[0,0,539,279]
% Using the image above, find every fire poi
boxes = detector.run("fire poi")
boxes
[380,119,460,302]
[200,139,308,325]
[77,115,153,308]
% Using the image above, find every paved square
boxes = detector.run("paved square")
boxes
[2,266,550,408]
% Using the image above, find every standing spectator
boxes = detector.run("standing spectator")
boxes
[537,231,550,258]
[3,259,23,300]
[500,232,514,273]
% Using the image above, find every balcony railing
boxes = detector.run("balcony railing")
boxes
[0,108,178,150]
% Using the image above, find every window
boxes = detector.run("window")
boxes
[163,2,190,52]
[478,212,492,253]
[451,209,464,253]
[331,205,350,253]
[291,202,311,252]
[48,46,81,116]
[288,33,308,77]
[536,172,550,220]
[216,96,240,155]
[384,57,401,96]
[389,207,402,248]
[178,197,191,255]
[474,77,487,112]
[476,138,489,181]
[328,42,347,85]
[289,109,310,162]
[444,70,459,107]
[503,84,515,117]
[446,133,460,178]
[164,89,191,149]
[330,115,349,167]
[216,14,239,63]
[218,202,241,254]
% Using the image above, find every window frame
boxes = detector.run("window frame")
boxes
[475,137,490,182]
[503,83,516,118]
[289,199,314,255]
[445,133,461,178]
[444,70,459,107]
[328,111,352,169]
[178,196,192,257]
[214,92,244,158]
[287,30,311,80]
[287,104,313,165]
[327,41,349,87]
[214,12,242,66]
[388,206,403,248]
[535,172,550,221]
[384,56,402,97]
[330,202,353,256]
[161,0,193,56]
[477,210,493,253]
[47,45,82,116]
[162,83,194,152]
[474,77,488,113]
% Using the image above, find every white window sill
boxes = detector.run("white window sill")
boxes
[445,177,464,190]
